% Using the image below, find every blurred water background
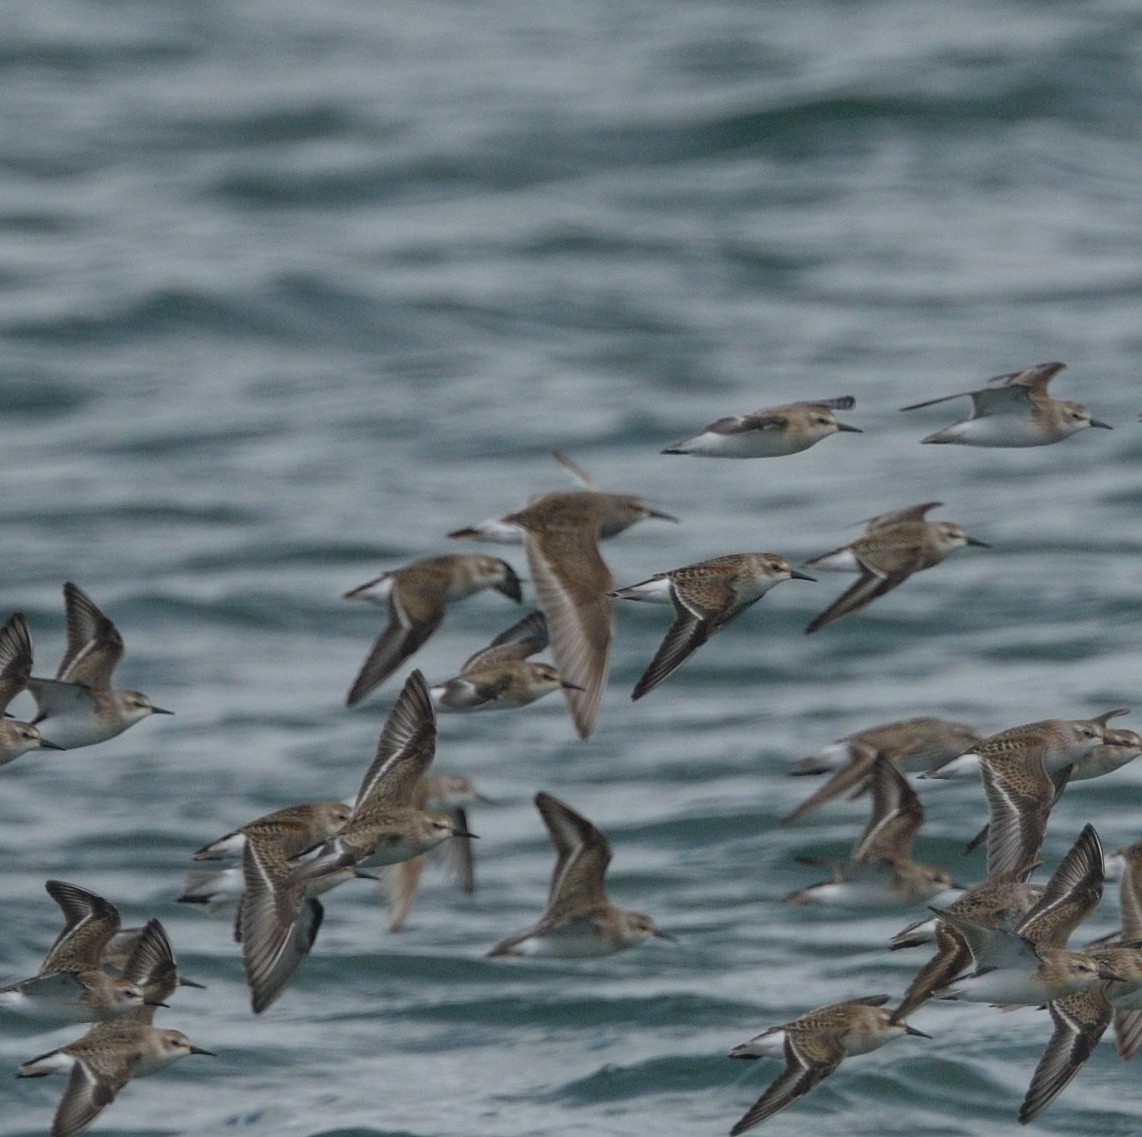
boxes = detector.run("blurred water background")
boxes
[2,1,1142,1134]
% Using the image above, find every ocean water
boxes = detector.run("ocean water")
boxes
[2,1,1142,1134]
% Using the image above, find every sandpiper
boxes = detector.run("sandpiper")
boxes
[923,710,1129,782]
[430,611,579,712]
[662,396,861,458]
[381,771,491,931]
[893,877,1043,1019]
[922,713,1122,881]
[0,611,60,765]
[179,799,353,914]
[26,583,172,749]
[725,995,927,1133]
[300,672,469,878]
[18,1013,214,1137]
[899,362,1112,446]
[495,492,617,739]
[487,791,671,957]
[933,825,1117,1005]
[1018,839,1142,1121]
[802,502,988,634]
[784,716,982,824]
[343,553,522,707]
[0,882,156,1024]
[953,715,1135,859]
[448,451,678,542]
[191,800,353,861]
[1019,984,1114,1124]
[612,553,813,700]
[238,673,468,1010]
[786,755,958,909]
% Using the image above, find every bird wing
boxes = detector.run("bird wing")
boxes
[52,1053,127,1137]
[804,562,900,634]
[41,882,121,973]
[852,757,923,863]
[781,744,878,825]
[352,670,437,812]
[1119,853,1142,942]
[237,833,322,1014]
[117,919,178,1004]
[895,924,973,1020]
[433,673,510,711]
[439,806,476,894]
[729,1031,844,1135]
[536,792,611,919]
[382,857,427,933]
[1115,1008,1142,1060]
[966,383,1038,417]
[1018,986,1111,1123]
[0,612,33,712]
[629,575,736,701]
[1015,824,1104,949]
[460,611,549,671]
[522,526,612,740]
[862,502,942,532]
[56,583,124,688]
[551,450,599,490]
[26,678,98,724]
[345,583,444,707]
[982,751,1055,883]
[723,411,789,434]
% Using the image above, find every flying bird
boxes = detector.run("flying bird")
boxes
[613,552,813,700]
[803,502,988,634]
[900,362,1111,446]
[662,396,861,458]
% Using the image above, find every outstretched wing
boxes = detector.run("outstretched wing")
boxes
[345,588,444,707]
[729,1031,844,1135]
[57,583,124,688]
[1019,986,1111,1123]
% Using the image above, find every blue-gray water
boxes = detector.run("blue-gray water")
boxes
[3,2,1142,1134]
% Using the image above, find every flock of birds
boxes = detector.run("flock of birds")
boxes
[2,361,1140,1135]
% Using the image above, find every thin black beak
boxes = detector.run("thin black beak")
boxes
[789,569,816,582]
[649,509,680,523]
[497,571,524,603]
[151,706,175,716]
[835,422,862,433]
[1089,418,1113,429]
[190,1046,217,1057]
[38,739,66,750]
[966,537,990,548]
[144,1000,170,1009]
[455,830,480,840]
[561,681,585,691]
[904,1025,931,1038]
[178,978,207,990]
